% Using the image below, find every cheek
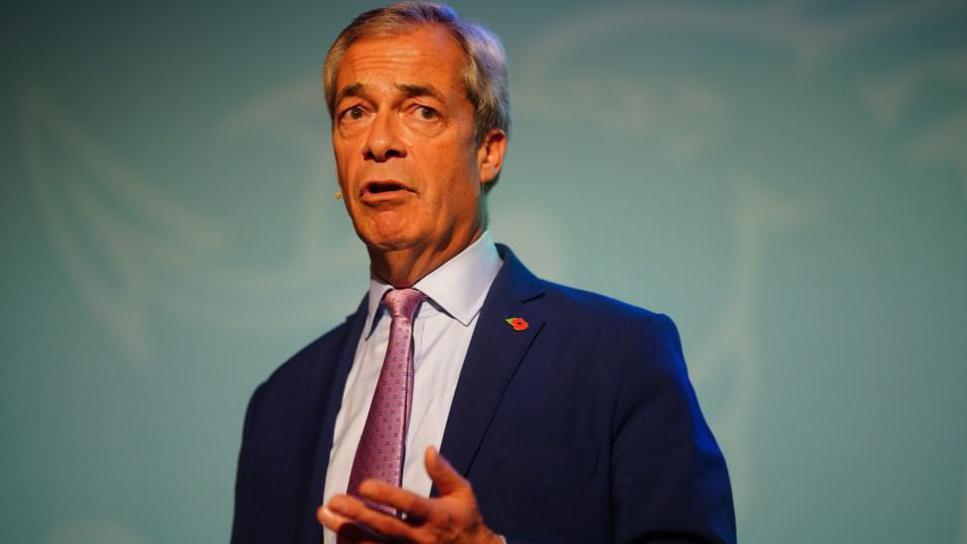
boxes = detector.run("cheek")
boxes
[333,134,358,162]
[422,161,480,220]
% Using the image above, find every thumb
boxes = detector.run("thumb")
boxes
[425,446,467,496]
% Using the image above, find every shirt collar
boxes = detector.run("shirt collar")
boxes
[364,231,503,336]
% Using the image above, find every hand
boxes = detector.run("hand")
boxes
[318,446,502,544]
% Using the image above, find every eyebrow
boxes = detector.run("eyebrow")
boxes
[334,83,446,105]
[396,83,445,102]
[335,83,366,105]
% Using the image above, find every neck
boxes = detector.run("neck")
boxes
[369,225,483,288]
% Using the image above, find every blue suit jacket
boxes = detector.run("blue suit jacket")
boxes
[231,245,736,543]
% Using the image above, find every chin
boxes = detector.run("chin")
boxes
[355,225,420,253]
[362,237,413,252]
[353,208,422,247]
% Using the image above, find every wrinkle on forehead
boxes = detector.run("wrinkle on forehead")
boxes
[343,45,425,72]
[334,25,468,97]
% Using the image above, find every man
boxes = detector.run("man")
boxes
[231,3,736,543]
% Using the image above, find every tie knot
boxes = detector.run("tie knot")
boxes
[382,288,425,320]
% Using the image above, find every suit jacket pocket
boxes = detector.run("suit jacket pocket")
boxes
[496,445,599,483]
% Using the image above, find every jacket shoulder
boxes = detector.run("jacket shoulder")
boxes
[537,278,667,330]
[530,278,688,383]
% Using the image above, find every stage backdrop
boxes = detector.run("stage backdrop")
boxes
[3,1,966,543]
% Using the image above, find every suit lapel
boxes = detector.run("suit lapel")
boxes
[437,246,546,487]
[300,296,368,543]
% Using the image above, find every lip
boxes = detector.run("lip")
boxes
[359,179,415,204]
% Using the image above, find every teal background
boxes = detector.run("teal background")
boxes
[3,1,966,542]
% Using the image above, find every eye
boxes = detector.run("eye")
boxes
[402,103,446,136]
[415,105,439,120]
[340,105,366,122]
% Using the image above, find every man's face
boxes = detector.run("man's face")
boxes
[331,24,493,255]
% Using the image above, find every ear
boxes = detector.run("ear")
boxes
[476,128,507,187]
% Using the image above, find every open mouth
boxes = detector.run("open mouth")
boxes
[361,180,411,198]
[367,181,404,193]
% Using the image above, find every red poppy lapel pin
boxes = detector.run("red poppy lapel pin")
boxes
[504,316,529,331]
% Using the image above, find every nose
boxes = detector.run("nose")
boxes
[363,111,406,162]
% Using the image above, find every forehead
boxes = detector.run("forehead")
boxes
[335,25,467,96]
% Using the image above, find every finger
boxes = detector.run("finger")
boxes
[318,504,350,533]
[424,446,467,496]
[318,505,391,544]
[327,494,422,542]
[359,479,433,520]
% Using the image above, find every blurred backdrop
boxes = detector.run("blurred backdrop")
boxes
[2,1,966,543]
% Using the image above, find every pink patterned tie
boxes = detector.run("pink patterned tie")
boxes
[346,288,425,515]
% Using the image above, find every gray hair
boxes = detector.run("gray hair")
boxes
[322,2,511,144]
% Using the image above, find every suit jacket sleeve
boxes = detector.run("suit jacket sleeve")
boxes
[610,314,735,544]
[230,381,266,544]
